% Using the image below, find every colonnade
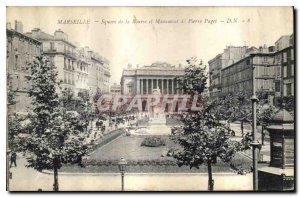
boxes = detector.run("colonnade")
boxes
[136,78,183,95]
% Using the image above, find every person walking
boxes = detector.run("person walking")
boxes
[10,151,17,167]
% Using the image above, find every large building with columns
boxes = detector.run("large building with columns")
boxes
[121,62,187,113]
[121,62,185,96]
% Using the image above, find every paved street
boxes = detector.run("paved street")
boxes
[9,157,252,191]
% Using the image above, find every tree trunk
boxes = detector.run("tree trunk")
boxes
[207,161,214,191]
[261,124,264,145]
[53,158,59,191]
[241,121,244,136]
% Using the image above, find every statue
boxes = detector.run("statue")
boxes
[151,88,164,118]
[152,88,161,96]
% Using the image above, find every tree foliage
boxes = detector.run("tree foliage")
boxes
[257,104,277,126]
[171,58,250,190]
[176,57,207,96]
[22,56,88,171]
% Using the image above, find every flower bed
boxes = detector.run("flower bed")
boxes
[141,136,166,147]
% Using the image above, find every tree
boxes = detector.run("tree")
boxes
[92,88,105,120]
[61,88,75,110]
[7,73,20,150]
[257,104,276,145]
[171,58,246,191]
[214,91,252,137]
[277,96,294,117]
[23,56,88,191]
[232,91,252,136]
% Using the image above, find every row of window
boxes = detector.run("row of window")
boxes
[283,64,294,78]
[222,68,252,86]
[64,72,74,85]
[275,49,294,63]
[76,75,88,89]
[12,36,41,55]
[222,60,252,76]
[77,62,88,72]
[284,83,294,96]
[64,57,75,70]
[49,42,75,54]
[8,39,41,72]
[222,79,275,93]
[222,80,252,93]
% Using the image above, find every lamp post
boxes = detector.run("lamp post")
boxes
[6,148,11,191]
[118,157,127,191]
[262,123,266,145]
[45,128,61,192]
[250,65,260,191]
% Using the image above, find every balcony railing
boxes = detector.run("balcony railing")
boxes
[104,70,111,77]
[64,50,76,58]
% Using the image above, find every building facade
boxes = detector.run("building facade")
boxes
[274,34,295,99]
[219,34,294,106]
[221,51,278,105]
[102,59,111,94]
[121,62,185,96]
[74,46,89,96]
[110,83,121,95]
[208,46,253,98]
[121,62,187,112]
[26,28,77,94]
[6,21,42,112]
[87,49,110,95]
[26,28,111,97]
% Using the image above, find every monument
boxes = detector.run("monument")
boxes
[150,88,166,124]
[147,88,171,135]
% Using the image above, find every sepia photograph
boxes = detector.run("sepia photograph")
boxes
[5,6,295,191]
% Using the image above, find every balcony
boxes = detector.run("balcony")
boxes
[44,48,57,54]
[64,50,76,59]
[104,70,111,77]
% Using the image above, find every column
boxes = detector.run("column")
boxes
[146,79,148,95]
[167,79,169,94]
[156,79,158,89]
[172,79,174,95]
[141,79,144,95]
[162,79,164,94]
[137,79,140,94]
[151,79,153,93]
[176,80,179,94]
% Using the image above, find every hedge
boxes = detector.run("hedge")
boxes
[87,129,125,153]
[83,158,177,166]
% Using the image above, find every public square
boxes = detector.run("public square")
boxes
[6,7,294,191]
[9,114,270,191]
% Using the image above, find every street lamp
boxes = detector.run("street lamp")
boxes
[45,128,62,192]
[250,64,260,191]
[6,148,11,191]
[118,157,127,191]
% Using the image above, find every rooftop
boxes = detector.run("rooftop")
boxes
[271,109,294,124]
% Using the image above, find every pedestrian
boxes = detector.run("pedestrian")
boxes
[10,151,17,167]
[96,120,100,131]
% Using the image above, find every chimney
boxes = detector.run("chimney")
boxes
[15,20,23,33]
[127,64,132,69]
[179,64,182,68]
[54,29,68,40]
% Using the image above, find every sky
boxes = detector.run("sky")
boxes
[7,7,294,84]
